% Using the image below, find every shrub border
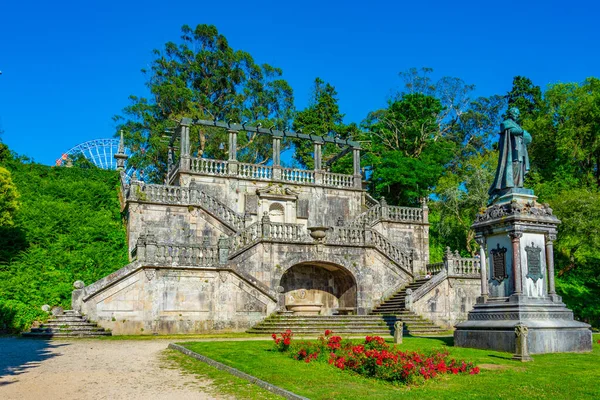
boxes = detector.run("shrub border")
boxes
[168,343,308,400]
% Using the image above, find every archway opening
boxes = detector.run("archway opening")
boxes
[280,262,357,315]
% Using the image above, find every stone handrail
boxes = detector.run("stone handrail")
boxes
[267,222,307,241]
[127,183,245,231]
[406,269,448,307]
[323,171,354,188]
[190,157,228,176]
[230,222,262,253]
[368,229,412,272]
[238,163,273,180]
[281,167,315,184]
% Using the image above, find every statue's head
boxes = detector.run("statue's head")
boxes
[508,107,521,120]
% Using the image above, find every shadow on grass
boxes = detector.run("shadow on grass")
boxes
[0,336,68,386]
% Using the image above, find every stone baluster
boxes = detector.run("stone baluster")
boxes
[380,198,389,220]
[509,232,523,296]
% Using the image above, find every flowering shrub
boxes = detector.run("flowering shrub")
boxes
[271,329,293,352]
[272,330,479,385]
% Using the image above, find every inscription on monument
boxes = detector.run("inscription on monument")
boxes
[525,242,543,282]
[491,243,508,283]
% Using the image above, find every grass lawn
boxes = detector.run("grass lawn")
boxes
[175,334,600,399]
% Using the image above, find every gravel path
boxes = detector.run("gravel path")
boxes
[0,337,220,400]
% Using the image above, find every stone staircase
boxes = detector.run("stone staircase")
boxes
[247,315,400,336]
[23,310,111,338]
[370,278,448,336]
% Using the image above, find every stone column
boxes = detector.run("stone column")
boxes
[353,147,362,189]
[314,140,322,170]
[179,119,191,171]
[476,237,488,303]
[228,129,239,175]
[509,232,523,296]
[545,232,559,301]
[218,235,230,265]
[273,134,282,180]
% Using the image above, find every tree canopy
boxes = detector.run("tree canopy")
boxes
[116,24,295,182]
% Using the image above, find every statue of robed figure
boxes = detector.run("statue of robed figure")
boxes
[488,107,532,200]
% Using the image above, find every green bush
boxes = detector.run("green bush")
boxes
[0,152,128,332]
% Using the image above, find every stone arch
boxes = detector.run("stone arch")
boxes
[279,259,358,316]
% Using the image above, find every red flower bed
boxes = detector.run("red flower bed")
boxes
[272,330,479,385]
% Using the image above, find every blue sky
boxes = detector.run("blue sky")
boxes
[0,0,598,166]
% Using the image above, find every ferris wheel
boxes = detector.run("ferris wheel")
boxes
[56,138,129,170]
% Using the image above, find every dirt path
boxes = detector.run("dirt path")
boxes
[0,337,221,400]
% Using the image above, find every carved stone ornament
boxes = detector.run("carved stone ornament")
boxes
[525,242,543,282]
[145,269,156,281]
[490,243,508,284]
[219,271,228,283]
[475,200,556,223]
[515,323,529,337]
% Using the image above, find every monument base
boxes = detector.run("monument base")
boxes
[454,298,592,354]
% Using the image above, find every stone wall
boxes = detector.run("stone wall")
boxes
[75,264,277,335]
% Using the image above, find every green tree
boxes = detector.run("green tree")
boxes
[116,24,295,182]
[363,93,455,205]
[0,167,19,226]
[506,76,544,121]
[292,78,358,172]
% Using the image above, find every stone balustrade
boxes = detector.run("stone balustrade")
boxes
[369,229,413,271]
[327,226,365,245]
[134,235,220,266]
[350,203,425,226]
[425,248,481,277]
[281,167,315,184]
[127,182,245,231]
[323,171,354,188]
[238,162,273,180]
[190,158,228,175]
[426,262,444,275]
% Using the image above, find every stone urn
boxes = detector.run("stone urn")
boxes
[308,226,330,242]
[286,303,323,315]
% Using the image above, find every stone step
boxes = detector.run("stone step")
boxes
[30,326,107,333]
[41,322,100,328]
[47,316,89,322]
[23,331,112,337]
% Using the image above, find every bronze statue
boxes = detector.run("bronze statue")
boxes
[489,107,532,199]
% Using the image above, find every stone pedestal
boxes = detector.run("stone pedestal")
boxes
[454,193,592,354]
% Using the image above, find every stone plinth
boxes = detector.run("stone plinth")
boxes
[454,194,592,354]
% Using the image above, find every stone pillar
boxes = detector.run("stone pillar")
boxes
[509,232,523,296]
[228,129,239,175]
[476,237,488,303]
[218,235,230,265]
[114,130,128,170]
[513,323,532,362]
[145,233,157,264]
[273,134,282,180]
[179,119,191,171]
[545,232,559,301]
[353,147,362,189]
[135,234,147,262]
[380,198,389,220]
[261,212,271,239]
[314,140,322,171]
[393,321,403,344]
